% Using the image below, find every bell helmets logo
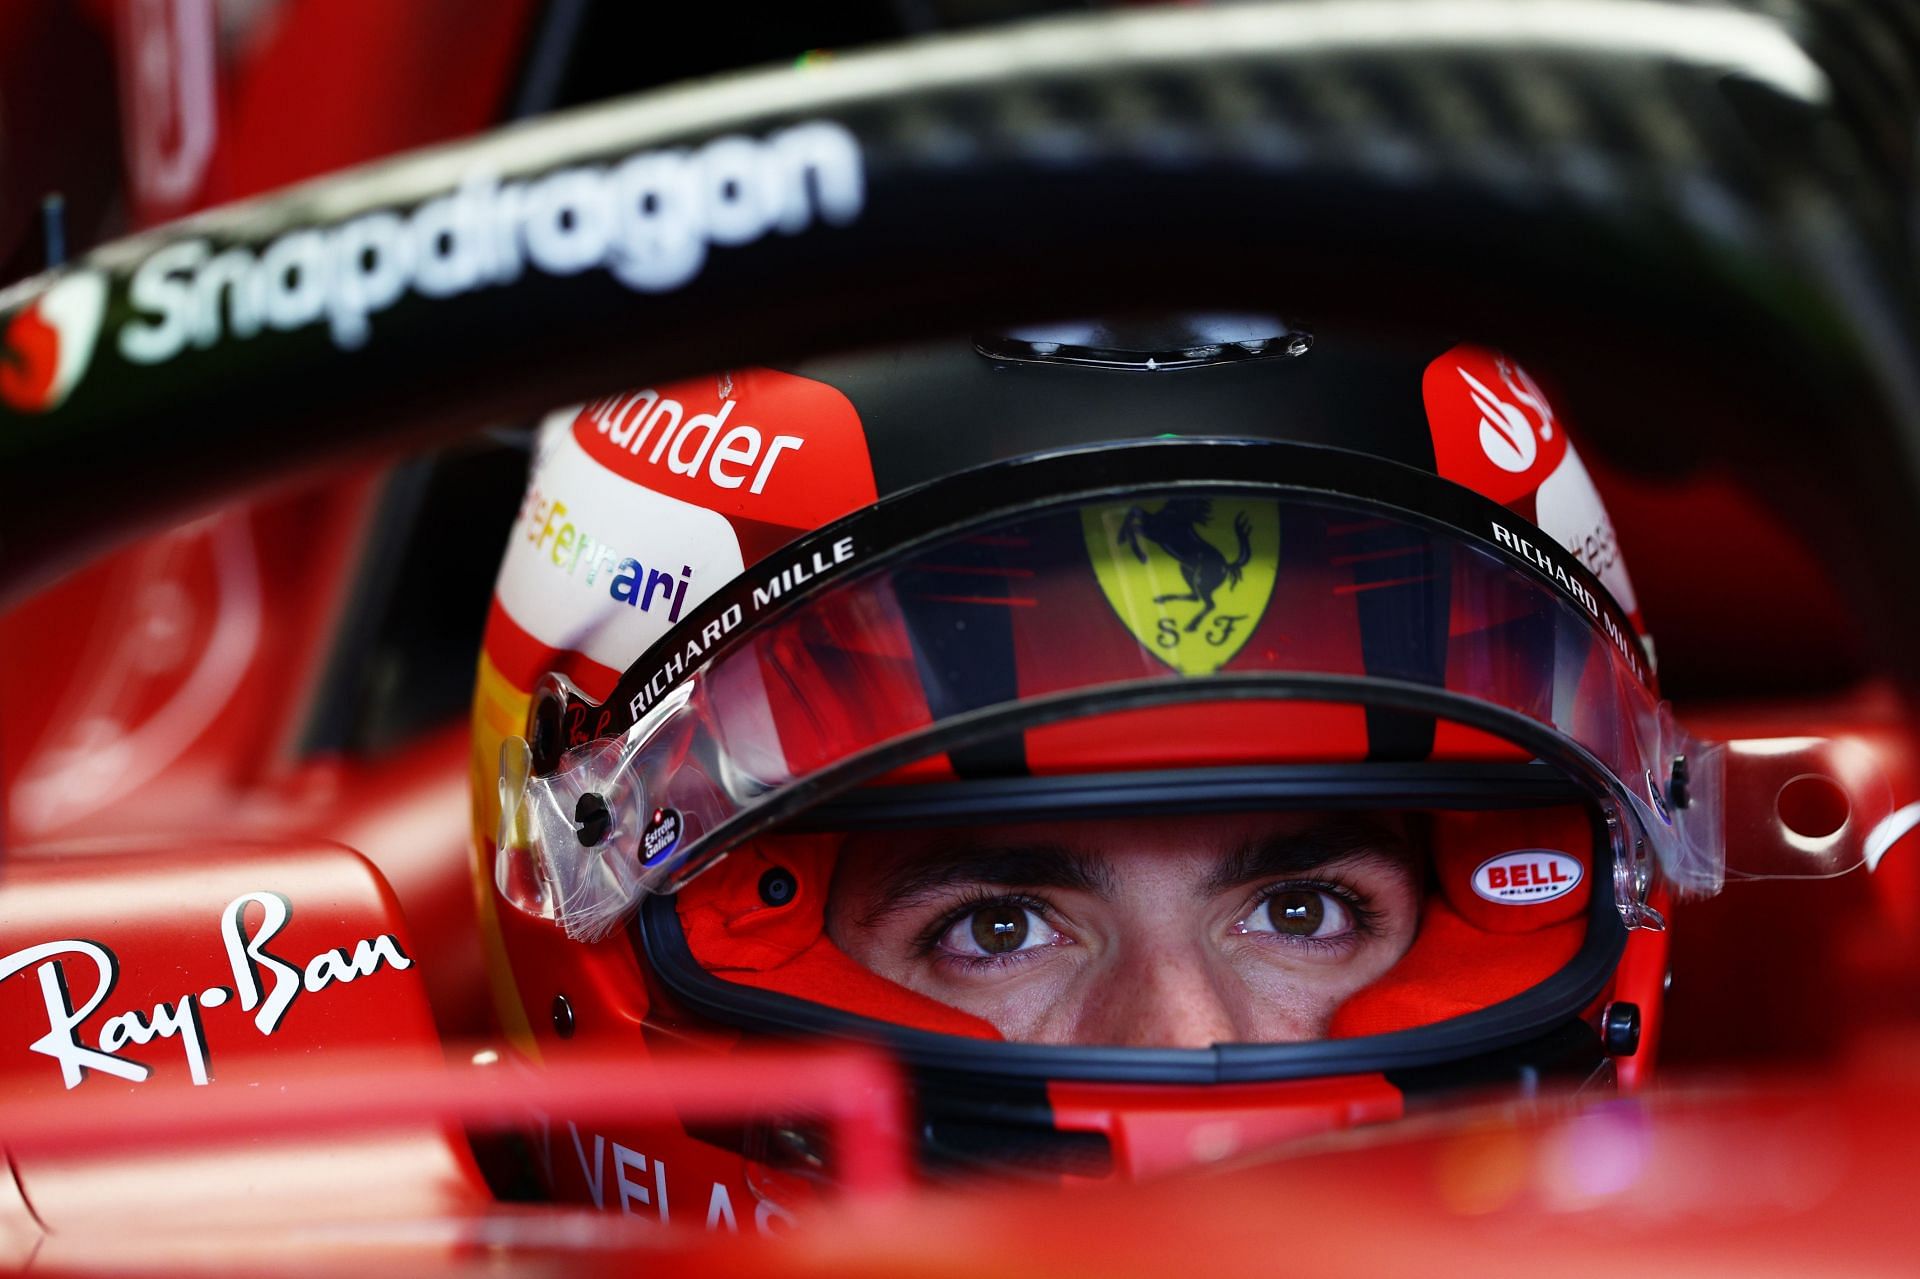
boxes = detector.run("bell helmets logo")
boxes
[1471,849,1584,904]
[0,272,108,413]
[1423,345,1569,506]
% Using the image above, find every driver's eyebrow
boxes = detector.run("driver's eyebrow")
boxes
[1201,818,1413,896]
[857,844,1113,927]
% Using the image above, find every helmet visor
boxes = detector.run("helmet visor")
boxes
[496,467,1885,943]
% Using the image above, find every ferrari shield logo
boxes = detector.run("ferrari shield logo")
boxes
[1083,498,1280,674]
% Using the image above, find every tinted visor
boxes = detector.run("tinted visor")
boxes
[498,460,1747,944]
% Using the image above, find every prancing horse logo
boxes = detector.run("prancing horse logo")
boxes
[1084,498,1280,675]
[1117,499,1254,633]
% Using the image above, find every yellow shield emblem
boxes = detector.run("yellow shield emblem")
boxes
[1082,497,1281,675]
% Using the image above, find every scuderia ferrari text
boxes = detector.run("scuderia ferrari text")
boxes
[627,534,856,717]
[117,120,864,362]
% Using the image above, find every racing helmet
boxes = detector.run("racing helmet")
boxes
[471,317,1880,1197]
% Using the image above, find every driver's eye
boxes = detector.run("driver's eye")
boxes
[1242,888,1351,939]
[938,901,1052,957]
[972,902,1028,952]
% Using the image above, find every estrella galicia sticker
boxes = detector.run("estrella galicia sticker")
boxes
[642,807,682,865]
[1082,498,1280,675]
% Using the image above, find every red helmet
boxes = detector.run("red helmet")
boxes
[471,318,1873,1216]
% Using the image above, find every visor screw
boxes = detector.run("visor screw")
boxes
[759,867,799,907]
[551,993,575,1039]
[1601,1001,1641,1056]
[1667,755,1691,810]
[574,792,612,847]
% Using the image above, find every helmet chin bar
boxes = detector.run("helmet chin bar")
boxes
[496,671,1698,944]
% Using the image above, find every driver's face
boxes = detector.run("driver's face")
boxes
[826,812,1422,1047]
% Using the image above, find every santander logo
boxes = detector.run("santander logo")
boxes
[571,368,876,534]
[1471,850,1584,905]
[1459,364,1548,473]
[0,272,108,413]
[1422,345,1569,505]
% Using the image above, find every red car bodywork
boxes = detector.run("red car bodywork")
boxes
[3,3,1919,1274]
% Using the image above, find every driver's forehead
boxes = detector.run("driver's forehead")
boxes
[834,810,1419,886]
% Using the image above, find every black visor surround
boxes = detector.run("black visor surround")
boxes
[593,440,1643,1092]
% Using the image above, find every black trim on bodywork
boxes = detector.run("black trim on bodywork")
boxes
[912,1068,1114,1180]
[297,460,434,754]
